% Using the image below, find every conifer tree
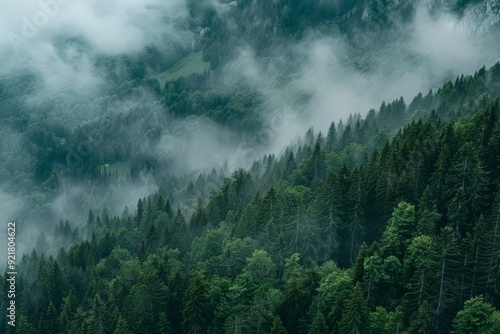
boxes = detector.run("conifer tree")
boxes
[38,302,59,334]
[159,312,173,333]
[486,192,500,304]
[308,309,328,334]
[283,151,296,179]
[407,300,438,334]
[114,316,133,334]
[85,295,114,334]
[280,254,308,334]
[465,216,490,300]
[403,235,434,322]
[59,289,79,332]
[310,173,342,261]
[182,271,210,334]
[416,186,441,237]
[431,226,460,330]
[339,282,370,334]
[326,121,337,151]
[342,168,366,265]
[16,315,36,334]
[270,316,288,334]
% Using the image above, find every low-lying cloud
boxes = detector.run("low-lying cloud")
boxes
[0,0,191,92]
[227,2,500,158]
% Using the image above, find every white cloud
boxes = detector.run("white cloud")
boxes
[0,0,191,92]
[222,3,500,161]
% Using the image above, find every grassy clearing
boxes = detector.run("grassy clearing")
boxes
[157,52,210,90]
[101,162,130,178]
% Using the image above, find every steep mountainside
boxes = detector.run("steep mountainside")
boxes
[1,1,500,333]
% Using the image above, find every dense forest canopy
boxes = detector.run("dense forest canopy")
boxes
[1,0,500,333]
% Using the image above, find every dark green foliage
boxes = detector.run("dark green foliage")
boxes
[408,301,439,334]
[339,282,371,334]
[6,60,500,333]
[182,271,210,334]
[270,316,288,334]
[451,296,497,334]
[38,302,59,334]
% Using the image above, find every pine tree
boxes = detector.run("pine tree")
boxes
[486,192,500,304]
[283,151,296,179]
[326,121,337,151]
[16,315,36,334]
[88,209,96,231]
[448,187,468,238]
[191,200,208,232]
[49,260,64,311]
[403,236,434,323]
[338,124,353,150]
[486,118,500,190]
[304,138,326,182]
[375,147,397,232]
[114,315,133,334]
[339,282,370,334]
[284,186,317,261]
[137,198,144,226]
[431,226,460,330]
[59,289,79,332]
[224,313,249,334]
[446,143,489,235]
[138,240,147,263]
[280,254,308,334]
[416,186,441,237]
[85,295,113,334]
[159,312,173,333]
[430,144,452,209]
[146,224,160,253]
[310,173,342,261]
[308,310,328,334]
[182,271,210,334]
[465,216,490,300]
[270,316,288,334]
[342,168,366,265]
[407,300,438,334]
[38,302,59,334]
[362,253,385,307]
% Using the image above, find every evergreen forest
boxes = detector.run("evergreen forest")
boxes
[2,0,500,333]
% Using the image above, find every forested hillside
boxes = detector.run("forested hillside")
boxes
[3,63,500,333]
[3,0,500,224]
[2,0,500,333]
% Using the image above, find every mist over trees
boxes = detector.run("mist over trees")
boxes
[1,0,500,333]
[4,65,500,333]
